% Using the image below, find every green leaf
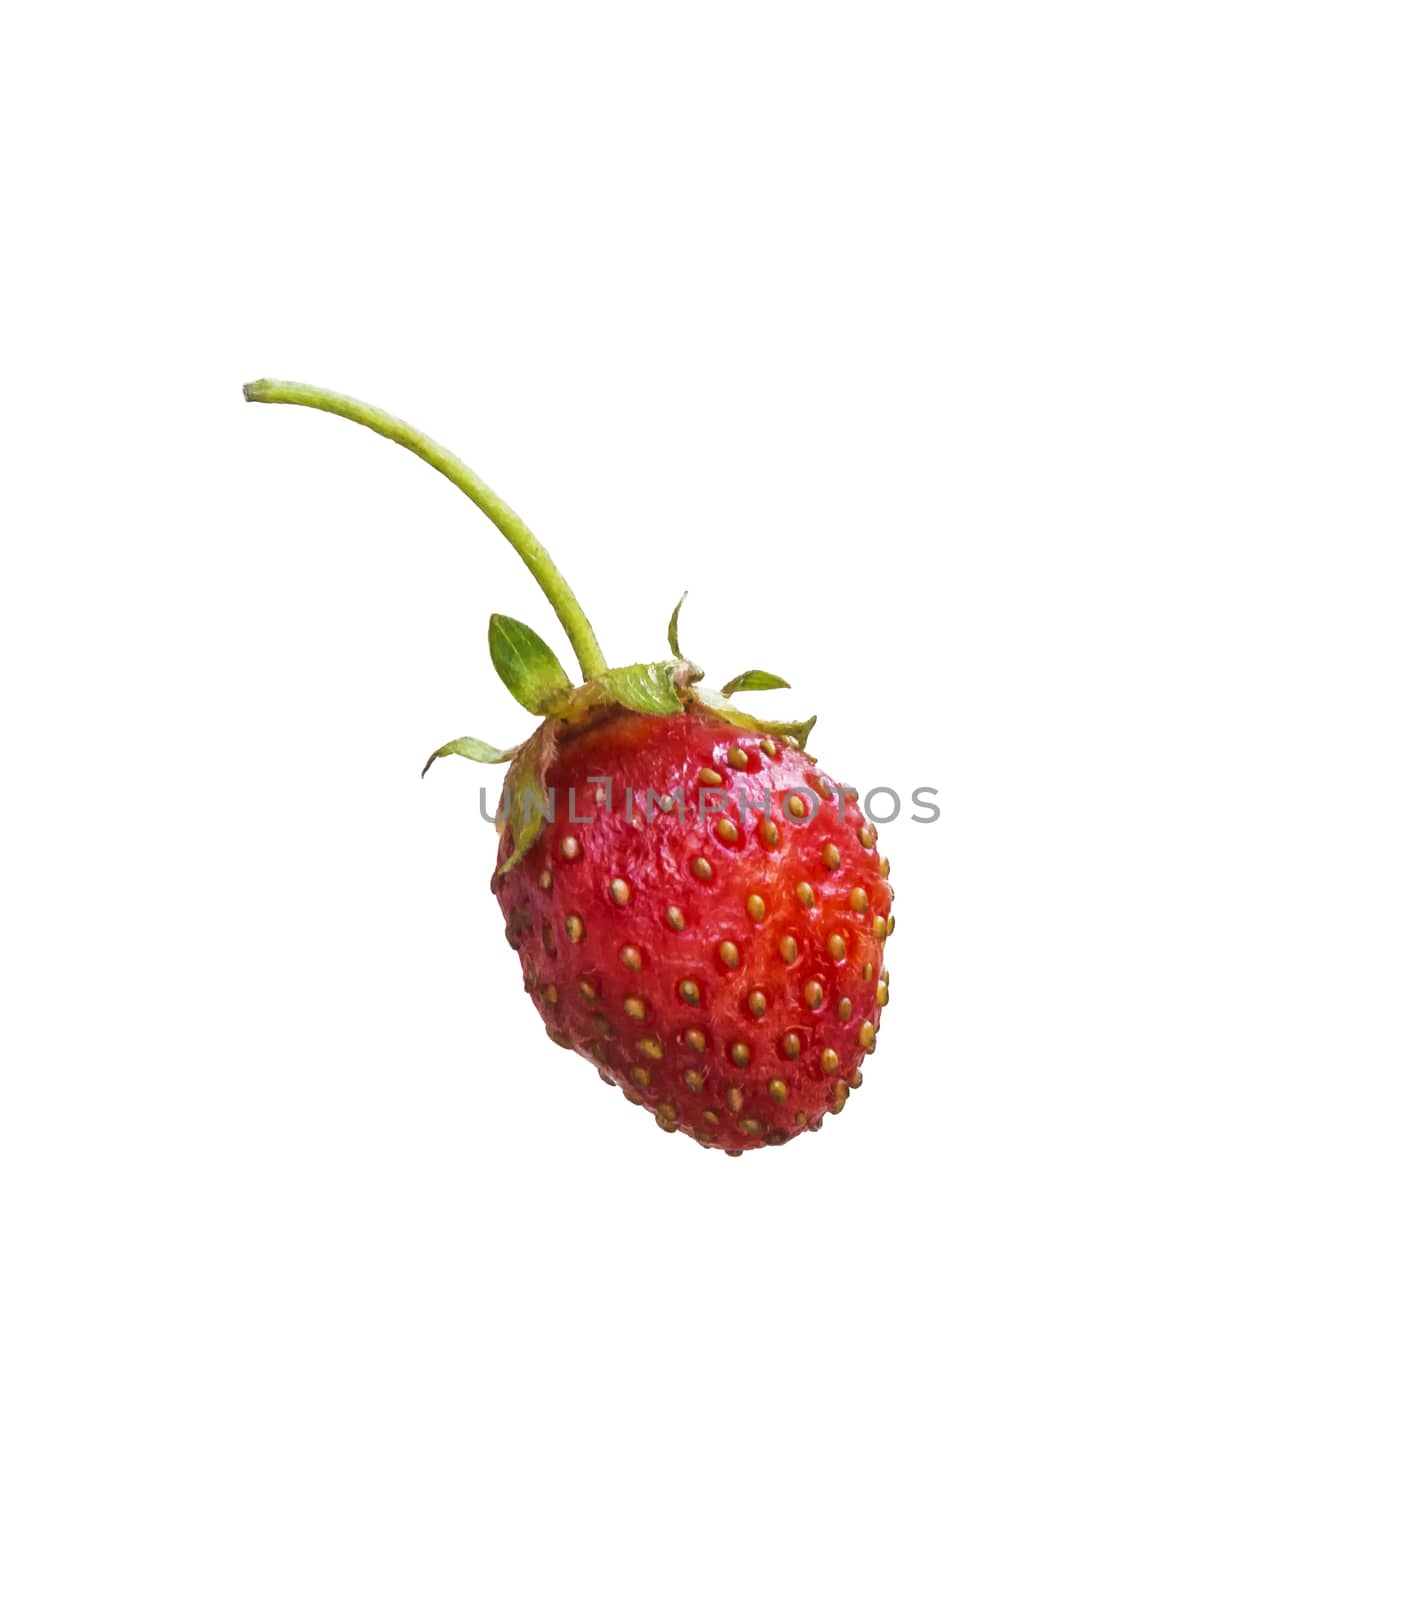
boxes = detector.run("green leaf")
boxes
[694,686,817,748]
[488,614,574,714]
[720,669,791,696]
[421,736,517,778]
[496,744,556,875]
[667,592,687,658]
[498,777,549,873]
[599,660,684,715]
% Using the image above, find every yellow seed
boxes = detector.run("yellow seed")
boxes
[746,893,767,922]
[543,984,559,1005]
[767,1079,789,1105]
[795,1111,807,1127]
[795,882,816,908]
[620,944,643,971]
[560,836,581,860]
[726,1087,745,1113]
[623,1087,644,1105]
[703,1109,720,1126]
[739,1115,763,1135]
[876,981,889,1007]
[748,989,767,1018]
[718,940,740,969]
[630,1065,651,1088]
[804,980,824,1009]
[683,1067,704,1093]
[879,857,891,878]
[538,868,554,891]
[848,1068,863,1089]
[679,978,701,1005]
[827,933,847,962]
[542,924,557,954]
[760,738,778,759]
[730,1041,751,1068]
[782,1031,801,1059]
[859,1021,877,1052]
[872,915,888,939]
[821,1048,840,1075]
[850,887,869,913]
[691,856,713,881]
[638,1035,664,1060]
[578,979,598,1002]
[778,935,799,963]
[658,1100,679,1122]
[592,1014,613,1037]
[715,816,739,844]
[887,915,895,935]
[822,842,841,870]
[862,962,875,982]
[727,747,748,770]
[858,824,876,849]
[609,877,631,906]
[698,766,725,787]
[565,914,585,942]
[665,905,686,932]
[787,793,807,819]
[830,1081,849,1112]
[625,996,647,1020]
[684,1027,707,1052]
[837,997,853,1021]
[759,819,780,847]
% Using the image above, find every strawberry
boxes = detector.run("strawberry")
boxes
[245,379,894,1153]
[492,707,892,1152]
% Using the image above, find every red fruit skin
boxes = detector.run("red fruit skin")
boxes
[492,709,893,1153]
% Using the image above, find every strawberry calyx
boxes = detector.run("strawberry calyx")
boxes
[429,595,816,873]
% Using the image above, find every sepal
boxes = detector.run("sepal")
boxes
[545,658,700,721]
[720,669,791,695]
[600,660,686,714]
[667,592,687,658]
[693,686,817,749]
[421,735,518,777]
[488,613,573,714]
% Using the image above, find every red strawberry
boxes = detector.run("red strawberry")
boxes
[245,379,894,1153]
[494,708,892,1151]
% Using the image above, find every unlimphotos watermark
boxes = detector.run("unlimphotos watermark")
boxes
[477,779,940,830]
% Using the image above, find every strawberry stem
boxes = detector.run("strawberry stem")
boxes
[242,379,609,680]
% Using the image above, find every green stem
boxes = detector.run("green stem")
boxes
[242,379,609,680]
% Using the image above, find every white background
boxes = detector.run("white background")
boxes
[2,4,1408,1596]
